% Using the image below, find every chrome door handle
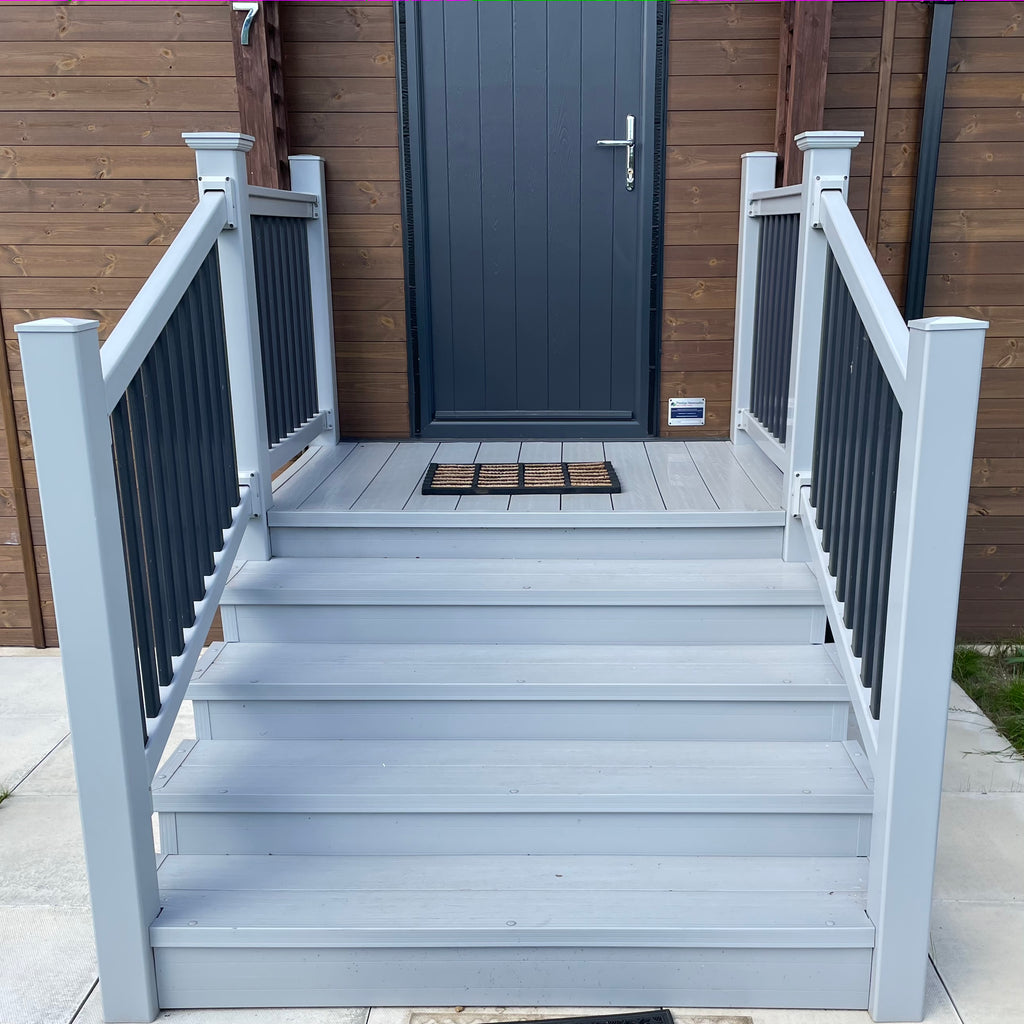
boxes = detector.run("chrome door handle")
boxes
[596,114,635,191]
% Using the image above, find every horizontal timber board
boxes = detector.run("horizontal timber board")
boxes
[0,77,237,111]
[880,210,1024,243]
[279,4,396,42]
[972,459,1024,487]
[0,147,197,179]
[962,545,1024,572]
[667,77,777,110]
[323,179,402,215]
[299,148,399,180]
[0,246,166,278]
[282,41,396,78]
[665,110,773,147]
[664,246,737,278]
[667,38,777,76]
[884,177,1024,212]
[0,179,200,213]
[885,142,1024,177]
[328,214,403,247]
[334,310,406,341]
[888,106,1024,144]
[669,5,781,40]
[0,110,240,146]
[0,4,232,41]
[0,214,187,246]
[0,41,235,77]
[331,247,404,279]
[286,79,397,114]
[289,112,399,149]
[336,342,408,374]
[331,279,406,311]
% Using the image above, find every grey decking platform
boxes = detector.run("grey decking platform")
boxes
[271,439,784,515]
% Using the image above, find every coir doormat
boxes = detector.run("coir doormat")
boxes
[422,461,621,495]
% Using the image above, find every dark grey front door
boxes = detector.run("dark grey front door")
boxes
[402,1,662,437]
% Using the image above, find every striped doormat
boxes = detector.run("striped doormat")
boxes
[421,461,621,495]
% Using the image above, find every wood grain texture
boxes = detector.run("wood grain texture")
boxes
[0,0,237,646]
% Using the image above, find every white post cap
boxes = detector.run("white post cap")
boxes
[15,317,100,335]
[182,132,255,152]
[795,130,864,151]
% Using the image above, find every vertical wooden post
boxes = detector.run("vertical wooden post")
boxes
[730,151,778,446]
[868,315,987,1022]
[289,154,339,446]
[782,130,861,562]
[231,0,291,189]
[0,308,46,647]
[183,132,273,561]
[775,2,833,186]
[15,317,160,1024]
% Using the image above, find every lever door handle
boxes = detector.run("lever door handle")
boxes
[596,114,635,191]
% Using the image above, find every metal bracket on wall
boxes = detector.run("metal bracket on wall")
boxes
[232,2,260,46]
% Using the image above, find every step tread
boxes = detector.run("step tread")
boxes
[190,641,847,700]
[153,738,872,812]
[152,853,872,948]
[222,557,821,606]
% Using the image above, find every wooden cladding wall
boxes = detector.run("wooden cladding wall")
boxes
[0,2,239,646]
[279,2,408,439]
[920,2,1024,640]
[660,1,782,438]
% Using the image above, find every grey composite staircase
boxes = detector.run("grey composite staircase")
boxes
[150,510,876,1009]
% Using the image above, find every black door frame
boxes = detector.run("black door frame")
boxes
[395,0,668,439]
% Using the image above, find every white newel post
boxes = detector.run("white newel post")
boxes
[730,151,778,446]
[15,318,160,1023]
[289,154,340,446]
[782,130,863,561]
[183,132,273,561]
[868,316,987,1022]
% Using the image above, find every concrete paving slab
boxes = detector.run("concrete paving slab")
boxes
[0,794,90,908]
[929,901,1024,1024]
[944,682,1024,794]
[75,988,369,1024]
[0,652,66,717]
[0,905,97,1024]
[0,714,69,790]
[934,793,1024,902]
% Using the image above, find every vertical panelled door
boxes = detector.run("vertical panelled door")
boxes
[405,1,660,437]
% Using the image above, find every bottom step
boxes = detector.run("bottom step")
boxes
[152,854,872,1010]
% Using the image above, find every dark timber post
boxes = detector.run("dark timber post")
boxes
[774,2,833,187]
[904,2,955,321]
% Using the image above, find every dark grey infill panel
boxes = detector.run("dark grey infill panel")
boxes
[404,1,659,437]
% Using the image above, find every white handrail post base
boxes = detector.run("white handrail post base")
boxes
[15,318,160,1023]
[867,316,987,1022]
[289,154,340,447]
[782,130,863,562]
[184,132,273,561]
[731,151,778,446]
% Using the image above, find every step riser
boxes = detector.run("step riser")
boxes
[270,525,784,560]
[227,605,828,645]
[159,810,871,858]
[193,699,849,742]
[154,945,871,1010]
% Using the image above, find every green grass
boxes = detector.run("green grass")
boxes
[0,785,11,808]
[952,641,1024,756]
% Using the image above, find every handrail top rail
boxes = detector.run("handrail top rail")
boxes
[99,189,229,414]
[819,190,910,406]
[749,183,802,202]
[248,184,318,205]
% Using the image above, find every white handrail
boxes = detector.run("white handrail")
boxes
[101,190,229,413]
[748,183,802,217]
[248,184,318,219]
[819,191,910,406]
